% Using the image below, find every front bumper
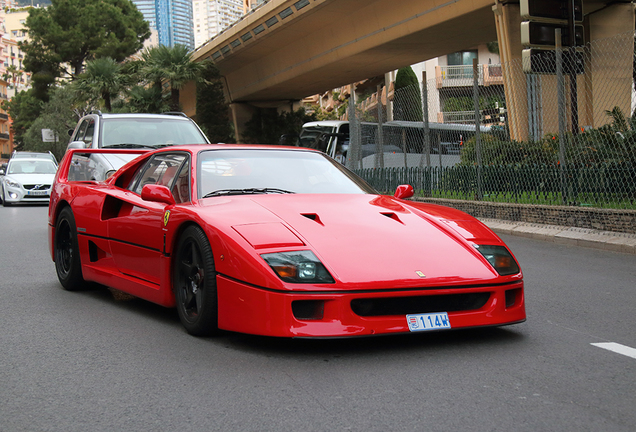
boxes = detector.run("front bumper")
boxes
[3,183,51,204]
[216,276,526,338]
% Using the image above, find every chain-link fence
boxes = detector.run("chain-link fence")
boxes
[347,31,636,210]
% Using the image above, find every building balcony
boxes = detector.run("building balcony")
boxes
[0,132,10,140]
[0,113,8,120]
[435,64,503,89]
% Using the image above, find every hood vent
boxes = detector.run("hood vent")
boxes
[381,212,403,224]
[301,213,323,226]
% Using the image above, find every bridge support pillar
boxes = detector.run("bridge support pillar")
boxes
[493,1,634,141]
[230,103,257,143]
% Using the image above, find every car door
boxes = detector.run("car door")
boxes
[106,152,187,285]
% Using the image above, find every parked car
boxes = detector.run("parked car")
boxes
[1,154,58,206]
[49,144,525,337]
[67,111,210,180]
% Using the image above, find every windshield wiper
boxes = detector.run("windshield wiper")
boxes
[104,143,156,149]
[203,188,295,198]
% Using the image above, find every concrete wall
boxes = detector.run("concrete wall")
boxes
[415,198,636,234]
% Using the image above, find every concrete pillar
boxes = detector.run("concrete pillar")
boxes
[229,103,257,143]
[493,0,529,141]
[582,3,635,128]
[494,1,635,141]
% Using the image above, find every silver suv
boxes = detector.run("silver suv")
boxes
[67,112,210,180]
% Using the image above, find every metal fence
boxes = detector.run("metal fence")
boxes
[347,31,636,210]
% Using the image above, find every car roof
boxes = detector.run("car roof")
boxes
[12,151,55,158]
[303,120,349,127]
[97,113,194,121]
[145,143,322,154]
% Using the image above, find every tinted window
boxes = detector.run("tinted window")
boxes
[101,118,208,148]
[198,149,375,198]
[130,153,187,195]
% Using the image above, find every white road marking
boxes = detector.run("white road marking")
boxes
[591,342,636,359]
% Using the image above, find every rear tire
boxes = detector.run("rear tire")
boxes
[173,226,219,336]
[54,206,85,290]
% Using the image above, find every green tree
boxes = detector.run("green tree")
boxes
[393,66,422,121]
[118,85,169,114]
[74,57,127,112]
[140,45,205,111]
[21,0,149,98]
[241,107,315,144]
[1,89,43,150]
[196,62,233,143]
[23,87,79,160]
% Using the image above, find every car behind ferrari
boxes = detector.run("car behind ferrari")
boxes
[48,145,525,337]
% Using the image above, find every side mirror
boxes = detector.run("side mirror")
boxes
[67,141,86,150]
[141,184,176,206]
[0,169,5,176]
[394,184,414,199]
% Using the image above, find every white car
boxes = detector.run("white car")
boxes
[1,156,58,206]
[67,112,210,180]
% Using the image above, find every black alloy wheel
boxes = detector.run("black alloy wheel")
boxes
[174,225,219,336]
[54,206,84,290]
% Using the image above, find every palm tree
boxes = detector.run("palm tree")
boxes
[123,85,169,113]
[75,57,127,112]
[140,45,205,111]
[4,65,20,89]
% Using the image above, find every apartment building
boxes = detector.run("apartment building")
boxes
[306,44,504,127]
[193,0,244,48]
[134,0,195,49]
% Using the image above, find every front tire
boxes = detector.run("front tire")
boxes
[54,206,84,290]
[173,225,219,336]
[2,190,10,207]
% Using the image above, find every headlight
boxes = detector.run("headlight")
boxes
[474,245,520,276]
[261,251,335,284]
[4,179,20,188]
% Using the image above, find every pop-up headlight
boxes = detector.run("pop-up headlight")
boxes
[474,245,520,276]
[261,251,335,284]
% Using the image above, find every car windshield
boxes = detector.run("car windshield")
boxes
[8,159,57,174]
[101,118,208,148]
[198,149,375,198]
[298,126,336,147]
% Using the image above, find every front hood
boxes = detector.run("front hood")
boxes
[5,173,56,185]
[207,194,502,287]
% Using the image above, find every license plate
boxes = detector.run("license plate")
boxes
[406,312,451,332]
[27,190,48,196]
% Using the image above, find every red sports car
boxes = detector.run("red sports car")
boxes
[48,145,525,337]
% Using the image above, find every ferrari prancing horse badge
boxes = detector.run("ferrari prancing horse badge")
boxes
[163,210,171,226]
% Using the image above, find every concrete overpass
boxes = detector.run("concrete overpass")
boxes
[181,0,634,140]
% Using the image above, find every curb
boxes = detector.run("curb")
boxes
[480,218,636,255]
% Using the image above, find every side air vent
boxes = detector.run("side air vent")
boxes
[301,213,323,226]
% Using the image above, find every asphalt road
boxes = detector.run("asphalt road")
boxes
[1,205,635,432]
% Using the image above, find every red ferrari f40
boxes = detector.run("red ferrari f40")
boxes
[48,145,525,337]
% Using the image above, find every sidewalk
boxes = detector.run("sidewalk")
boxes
[480,218,636,255]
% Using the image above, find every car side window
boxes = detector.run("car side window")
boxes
[130,153,187,196]
[83,119,95,147]
[73,120,90,143]
[171,158,191,203]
